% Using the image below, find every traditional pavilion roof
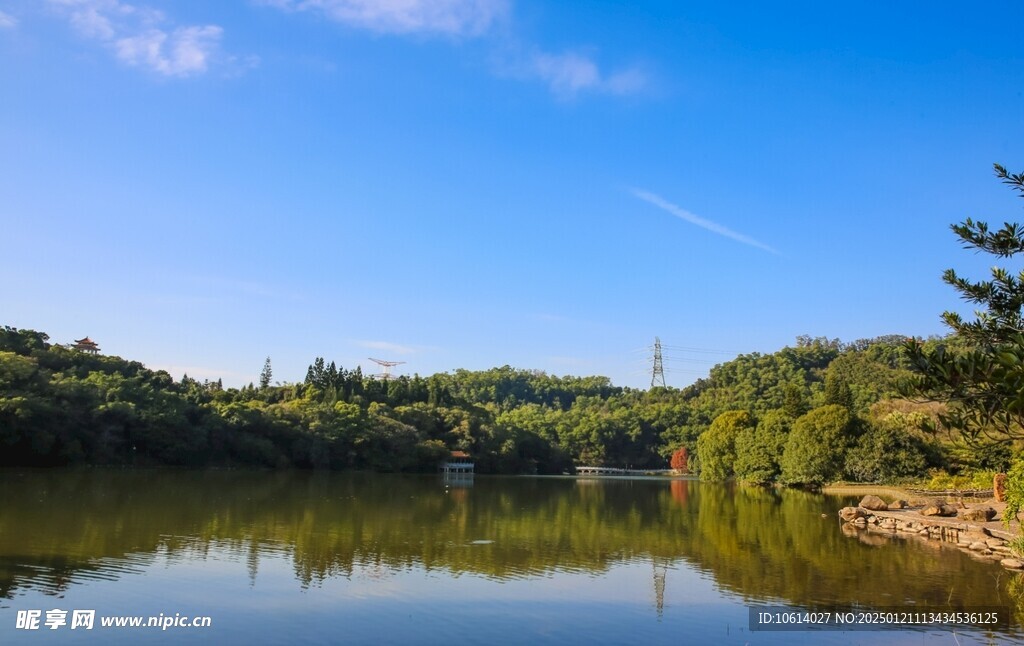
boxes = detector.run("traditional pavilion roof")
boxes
[450,450,471,459]
[72,337,100,352]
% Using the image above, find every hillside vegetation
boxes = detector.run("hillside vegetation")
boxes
[0,326,966,482]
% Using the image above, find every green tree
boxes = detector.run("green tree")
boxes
[845,413,929,483]
[780,404,852,486]
[823,368,853,411]
[696,410,753,481]
[782,383,808,418]
[1005,455,1024,526]
[735,409,791,484]
[260,357,273,390]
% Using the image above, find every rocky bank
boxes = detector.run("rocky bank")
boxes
[838,494,1023,571]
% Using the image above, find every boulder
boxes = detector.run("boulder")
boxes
[839,506,867,522]
[887,500,908,510]
[921,504,958,517]
[1001,558,1024,570]
[960,507,997,522]
[969,542,989,551]
[859,495,889,511]
[995,473,1008,503]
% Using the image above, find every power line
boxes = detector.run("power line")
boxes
[661,356,720,364]
[659,345,739,355]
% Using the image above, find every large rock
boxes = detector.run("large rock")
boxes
[960,507,997,522]
[859,495,889,511]
[1001,558,1024,570]
[921,503,958,517]
[839,506,867,522]
[887,499,908,510]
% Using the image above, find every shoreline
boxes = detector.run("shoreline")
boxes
[822,484,921,501]
[836,493,1023,570]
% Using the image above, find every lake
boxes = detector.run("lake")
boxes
[0,469,1021,644]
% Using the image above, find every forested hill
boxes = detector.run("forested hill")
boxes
[1,326,961,481]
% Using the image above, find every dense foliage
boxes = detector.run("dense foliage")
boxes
[0,324,949,482]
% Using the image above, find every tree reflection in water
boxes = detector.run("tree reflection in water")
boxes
[0,469,1019,627]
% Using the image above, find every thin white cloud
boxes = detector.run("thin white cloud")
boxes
[531,51,646,99]
[630,188,780,255]
[261,0,507,37]
[47,0,224,77]
[261,1,646,98]
[355,340,419,355]
[116,25,223,76]
[0,10,18,29]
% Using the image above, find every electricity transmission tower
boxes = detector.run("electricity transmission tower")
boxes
[651,337,666,388]
[368,357,406,381]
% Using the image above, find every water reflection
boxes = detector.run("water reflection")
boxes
[0,469,1020,639]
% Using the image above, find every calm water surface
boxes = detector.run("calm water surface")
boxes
[0,469,1021,644]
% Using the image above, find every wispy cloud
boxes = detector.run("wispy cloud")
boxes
[0,10,18,29]
[630,188,780,255]
[259,0,507,37]
[355,340,419,355]
[260,1,646,99]
[115,25,223,76]
[47,0,225,76]
[529,51,646,99]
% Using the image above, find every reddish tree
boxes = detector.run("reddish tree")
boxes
[670,447,689,473]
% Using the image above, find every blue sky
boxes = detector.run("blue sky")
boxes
[2,1,1023,389]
